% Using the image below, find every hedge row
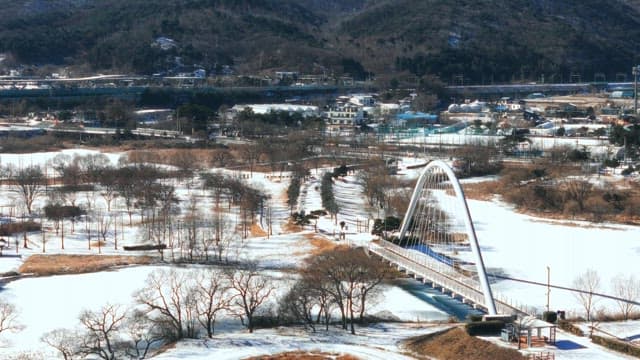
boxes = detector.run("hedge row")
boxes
[465,320,505,336]
[591,335,640,358]
[321,172,339,216]
[558,320,584,336]
[286,176,301,211]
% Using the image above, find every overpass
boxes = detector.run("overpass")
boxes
[445,82,609,98]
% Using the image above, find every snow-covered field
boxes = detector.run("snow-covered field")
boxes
[153,323,451,360]
[0,149,638,359]
[394,131,615,157]
[470,198,640,316]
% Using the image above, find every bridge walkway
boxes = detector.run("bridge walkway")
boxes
[368,240,530,317]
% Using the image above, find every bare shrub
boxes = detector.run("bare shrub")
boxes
[0,302,22,335]
[611,273,640,320]
[573,269,601,321]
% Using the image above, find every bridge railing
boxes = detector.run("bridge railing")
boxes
[370,240,531,316]
[371,241,488,309]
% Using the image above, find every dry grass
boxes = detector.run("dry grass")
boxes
[305,233,341,255]
[90,240,107,248]
[528,218,623,230]
[19,254,155,276]
[404,327,526,360]
[461,181,500,201]
[251,223,268,237]
[282,219,303,233]
[244,351,360,360]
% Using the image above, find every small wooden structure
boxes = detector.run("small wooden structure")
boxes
[502,316,557,349]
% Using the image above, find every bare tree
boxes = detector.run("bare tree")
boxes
[77,304,127,360]
[41,328,79,360]
[49,153,72,180]
[98,167,119,212]
[192,268,231,338]
[572,268,601,321]
[211,212,239,263]
[182,198,203,262]
[114,167,137,225]
[172,150,199,184]
[241,144,260,177]
[227,265,274,333]
[7,165,46,215]
[304,247,392,334]
[279,278,323,332]
[96,211,112,253]
[564,179,593,212]
[0,302,21,335]
[358,159,390,209]
[210,150,230,168]
[124,310,164,360]
[611,273,640,320]
[201,172,226,209]
[77,153,110,185]
[134,269,191,340]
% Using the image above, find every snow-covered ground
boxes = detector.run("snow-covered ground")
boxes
[0,149,638,359]
[0,148,124,168]
[469,197,640,316]
[153,323,451,360]
[393,131,614,157]
[0,266,160,357]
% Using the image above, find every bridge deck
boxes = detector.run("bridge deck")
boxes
[369,240,529,317]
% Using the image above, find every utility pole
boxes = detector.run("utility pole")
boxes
[546,266,551,313]
[634,65,640,115]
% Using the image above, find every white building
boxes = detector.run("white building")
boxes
[153,37,177,50]
[323,94,380,129]
[231,104,320,117]
[349,94,376,107]
[325,102,367,129]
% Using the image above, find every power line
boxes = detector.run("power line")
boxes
[489,273,640,306]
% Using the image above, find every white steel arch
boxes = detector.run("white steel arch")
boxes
[398,160,497,315]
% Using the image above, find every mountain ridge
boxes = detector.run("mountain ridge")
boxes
[1,0,639,84]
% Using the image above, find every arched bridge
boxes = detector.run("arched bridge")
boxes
[367,160,529,316]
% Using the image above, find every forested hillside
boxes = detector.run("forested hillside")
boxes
[1,0,640,84]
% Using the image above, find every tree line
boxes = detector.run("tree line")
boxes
[30,246,391,359]
[0,152,267,263]
[40,265,274,360]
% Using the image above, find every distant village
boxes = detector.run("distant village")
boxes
[1,61,639,154]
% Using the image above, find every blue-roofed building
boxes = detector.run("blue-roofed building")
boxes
[393,111,438,128]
